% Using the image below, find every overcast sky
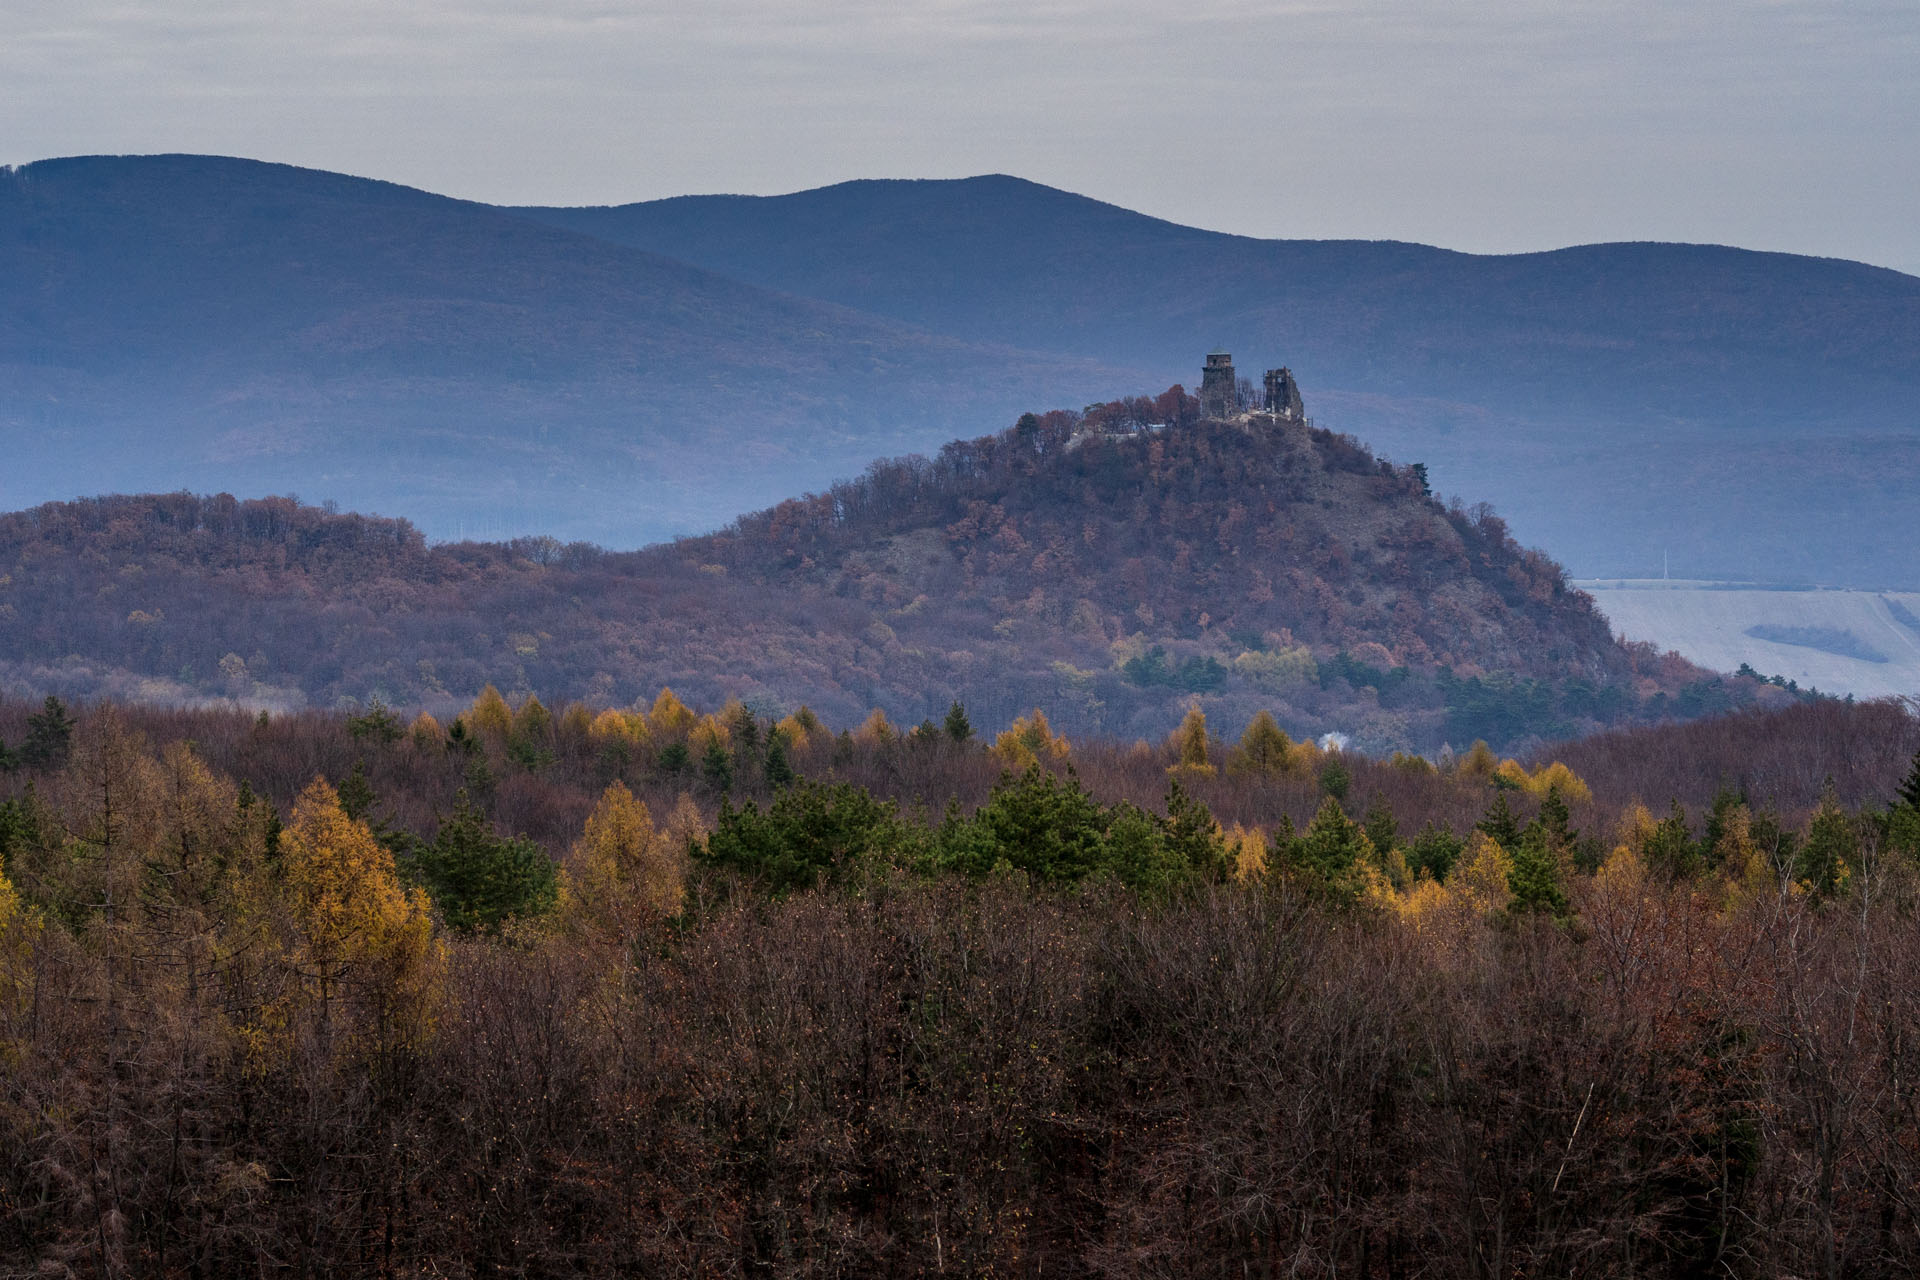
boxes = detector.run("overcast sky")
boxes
[3,0,1915,273]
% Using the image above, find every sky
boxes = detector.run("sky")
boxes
[3,0,1917,274]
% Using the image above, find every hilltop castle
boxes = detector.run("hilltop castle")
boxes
[1200,351,1304,422]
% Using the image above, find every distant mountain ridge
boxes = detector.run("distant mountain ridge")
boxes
[0,155,1124,545]
[518,174,1920,427]
[517,176,1920,586]
[2,155,1916,583]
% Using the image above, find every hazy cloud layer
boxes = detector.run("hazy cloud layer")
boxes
[3,0,1916,269]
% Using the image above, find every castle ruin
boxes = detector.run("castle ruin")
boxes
[1198,352,1305,423]
[1199,351,1237,419]
[1263,367,1304,421]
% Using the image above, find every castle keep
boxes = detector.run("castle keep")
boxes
[1200,350,1237,419]
[1200,352,1305,423]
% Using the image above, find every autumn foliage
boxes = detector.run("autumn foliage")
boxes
[2,691,1919,1275]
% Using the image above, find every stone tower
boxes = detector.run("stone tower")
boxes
[1263,367,1304,421]
[1200,350,1236,419]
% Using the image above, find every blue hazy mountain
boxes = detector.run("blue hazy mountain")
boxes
[3,156,1916,583]
[0,156,1123,545]
[518,176,1920,586]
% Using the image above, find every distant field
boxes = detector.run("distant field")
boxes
[1580,581,1920,700]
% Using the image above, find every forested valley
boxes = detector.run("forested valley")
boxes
[3,685,1920,1275]
[0,392,1788,754]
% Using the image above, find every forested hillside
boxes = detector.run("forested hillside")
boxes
[0,394,1774,750]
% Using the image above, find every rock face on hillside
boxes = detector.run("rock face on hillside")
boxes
[0,390,1737,751]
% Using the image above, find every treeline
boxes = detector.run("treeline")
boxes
[4,692,1920,1274]
[0,406,1771,751]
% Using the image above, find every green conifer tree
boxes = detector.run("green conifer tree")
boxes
[1477,791,1522,850]
[21,696,75,770]
[1797,781,1856,898]
[1643,801,1700,881]
[1896,749,1920,812]
[337,759,377,823]
[764,728,797,790]
[1296,795,1370,898]
[1507,828,1570,920]
[701,737,734,795]
[1362,797,1399,860]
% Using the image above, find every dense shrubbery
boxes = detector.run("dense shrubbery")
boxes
[4,691,1920,1275]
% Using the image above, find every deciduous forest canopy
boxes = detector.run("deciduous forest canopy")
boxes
[2,686,1919,1274]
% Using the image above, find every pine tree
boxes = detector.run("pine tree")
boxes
[1797,781,1856,898]
[1296,794,1371,896]
[1318,757,1351,801]
[1362,797,1399,860]
[1642,801,1700,881]
[403,794,558,934]
[656,742,691,776]
[1507,827,1570,920]
[1160,780,1229,881]
[701,736,734,795]
[21,696,75,770]
[1896,749,1920,811]
[764,728,797,790]
[337,759,377,823]
[944,700,974,744]
[1535,785,1576,852]
[1477,791,1521,849]
[1406,821,1464,881]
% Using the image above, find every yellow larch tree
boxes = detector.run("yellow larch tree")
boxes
[408,712,443,752]
[1167,704,1216,779]
[279,778,442,1057]
[991,708,1071,770]
[649,687,696,739]
[565,782,691,943]
[1223,824,1269,882]
[511,694,552,745]
[1228,711,1293,776]
[1447,831,1515,918]
[853,708,897,747]
[558,701,594,742]
[469,685,513,740]
[1457,740,1498,781]
[1714,804,1778,910]
[1526,761,1592,806]
[589,707,647,746]
[0,857,39,1027]
[781,706,824,750]
[689,713,730,756]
